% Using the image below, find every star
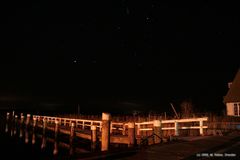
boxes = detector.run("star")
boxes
[146,17,151,23]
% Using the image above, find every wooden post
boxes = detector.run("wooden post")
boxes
[13,115,18,135]
[33,117,37,128]
[110,123,113,134]
[5,113,10,133]
[6,112,10,121]
[153,120,161,143]
[101,112,110,151]
[69,122,75,155]
[122,123,126,135]
[21,115,25,124]
[82,121,85,130]
[91,125,97,143]
[41,118,47,149]
[53,120,59,155]
[26,114,31,126]
[43,118,47,135]
[31,116,37,144]
[12,110,15,119]
[64,119,66,126]
[175,121,179,136]
[199,120,204,136]
[55,120,59,139]
[14,115,18,123]
[137,124,141,136]
[128,122,135,147]
[91,125,97,151]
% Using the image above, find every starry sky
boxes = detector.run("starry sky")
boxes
[0,1,240,113]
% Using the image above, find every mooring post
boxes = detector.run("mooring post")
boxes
[128,122,135,147]
[153,120,162,143]
[174,121,179,136]
[12,110,15,119]
[6,112,10,121]
[31,116,37,144]
[41,118,47,149]
[69,122,75,155]
[21,115,25,125]
[33,117,37,128]
[70,122,75,140]
[5,113,10,133]
[55,120,59,139]
[91,125,97,150]
[14,115,18,135]
[91,125,97,143]
[43,118,47,135]
[101,112,110,151]
[26,114,31,126]
[53,120,59,155]
[199,120,204,136]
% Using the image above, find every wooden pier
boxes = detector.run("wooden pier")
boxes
[6,111,209,152]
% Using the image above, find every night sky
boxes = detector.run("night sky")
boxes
[0,1,240,114]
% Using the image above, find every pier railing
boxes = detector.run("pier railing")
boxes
[32,115,208,136]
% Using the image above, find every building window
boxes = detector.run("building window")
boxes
[234,104,239,116]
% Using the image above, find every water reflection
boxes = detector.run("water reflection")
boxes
[25,127,29,144]
[19,125,23,138]
[5,123,8,133]
[41,134,46,149]
[32,130,36,144]
[3,115,93,158]
[53,140,58,155]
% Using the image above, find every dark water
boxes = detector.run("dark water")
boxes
[0,113,96,160]
[0,113,137,160]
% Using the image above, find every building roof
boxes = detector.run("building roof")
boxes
[224,69,240,103]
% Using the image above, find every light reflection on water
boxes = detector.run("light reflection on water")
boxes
[3,117,92,159]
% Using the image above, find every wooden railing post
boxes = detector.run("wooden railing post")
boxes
[137,124,141,136]
[153,120,161,143]
[69,122,75,155]
[175,121,179,136]
[101,112,110,151]
[91,125,97,151]
[55,120,59,139]
[41,118,47,149]
[32,116,37,144]
[128,122,135,147]
[53,120,59,155]
[14,115,18,123]
[12,110,15,119]
[21,115,25,125]
[199,120,204,136]
[122,123,126,135]
[5,113,10,133]
[26,114,31,126]
[33,117,37,128]
[6,112,10,121]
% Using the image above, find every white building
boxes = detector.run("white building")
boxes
[224,69,240,116]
